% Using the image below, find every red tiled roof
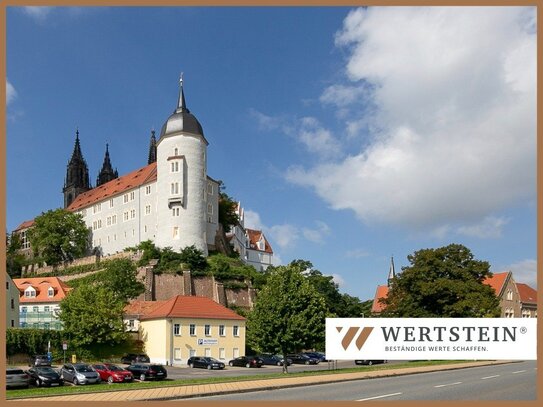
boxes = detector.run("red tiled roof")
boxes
[13,277,71,303]
[371,285,389,313]
[246,229,273,254]
[516,283,537,305]
[140,296,246,321]
[483,272,510,297]
[124,300,166,316]
[67,162,157,211]
[14,219,35,231]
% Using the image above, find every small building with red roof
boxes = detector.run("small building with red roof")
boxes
[126,295,246,366]
[516,283,537,318]
[13,277,72,329]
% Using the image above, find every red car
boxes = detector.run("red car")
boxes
[92,363,133,383]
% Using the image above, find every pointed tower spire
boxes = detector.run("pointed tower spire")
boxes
[96,143,118,187]
[63,129,91,208]
[387,256,396,287]
[176,72,190,113]
[148,129,157,164]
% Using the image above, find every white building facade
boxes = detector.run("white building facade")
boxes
[66,79,220,256]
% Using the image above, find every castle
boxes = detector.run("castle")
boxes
[13,77,273,270]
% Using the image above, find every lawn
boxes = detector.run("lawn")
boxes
[6,360,471,399]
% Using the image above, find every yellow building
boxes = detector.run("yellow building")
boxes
[135,295,246,366]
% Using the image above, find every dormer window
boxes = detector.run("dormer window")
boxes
[24,287,36,298]
[48,287,55,297]
[174,147,178,156]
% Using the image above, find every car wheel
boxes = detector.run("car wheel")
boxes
[229,362,233,367]
[73,378,79,385]
[108,376,113,384]
[277,362,282,366]
[37,379,42,387]
[139,374,146,381]
[207,365,212,370]
[305,361,310,365]
[245,363,251,368]
[189,363,194,368]
[368,361,373,366]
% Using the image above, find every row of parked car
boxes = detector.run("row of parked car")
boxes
[6,354,168,389]
[186,352,327,370]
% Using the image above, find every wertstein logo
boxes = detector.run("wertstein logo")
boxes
[336,326,374,350]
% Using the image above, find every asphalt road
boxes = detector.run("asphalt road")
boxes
[191,360,537,401]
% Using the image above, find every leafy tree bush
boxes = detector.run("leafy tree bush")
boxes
[382,244,501,317]
[246,261,329,373]
[27,209,89,266]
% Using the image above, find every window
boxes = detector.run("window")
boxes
[11,320,14,328]
[507,290,513,301]
[145,205,151,215]
[10,299,14,309]
[24,288,36,298]
[171,161,179,172]
[173,227,179,239]
[174,147,178,156]
[93,203,101,214]
[219,348,225,360]
[219,325,225,337]
[112,215,117,225]
[97,219,102,229]
[131,209,136,219]
[6,281,9,289]
[144,226,147,233]
[205,325,211,336]
[130,191,135,201]
[190,324,196,336]
[207,183,213,195]
[93,221,97,231]
[207,203,213,215]
[44,323,50,330]
[22,306,27,313]
[107,216,112,226]
[128,320,135,328]
[174,348,181,360]
[123,194,129,204]
[189,349,196,358]
[172,207,180,217]
[81,209,87,217]
[233,348,239,358]
[145,185,152,195]
[171,182,179,195]
[174,324,181,336]
[205,348,211,357]
[48,287,54,297]
[109,198,114,208]
[123,211,129,221]
[33,306,39,313]
[233,325,239,337]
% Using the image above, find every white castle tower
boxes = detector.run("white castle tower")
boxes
[155,75,209,255]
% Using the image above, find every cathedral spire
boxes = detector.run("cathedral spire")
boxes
[176,72,190,113]
[387,256,396,287]
[63,129,91,208]
[148,129,157,164]
[96,143,118,187]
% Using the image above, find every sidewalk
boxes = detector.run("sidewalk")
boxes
[9,360,514,402]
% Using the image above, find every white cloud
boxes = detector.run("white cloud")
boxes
[268,224,300,249]
[498,259,537,288]
[22,7,54,20]
[6,80,16,105]
[331,273,345,287]
[302,221,331,244]
[243,209,264,230]
[249,109,280,132]
[287,7,536,232]
[456,216,509,239]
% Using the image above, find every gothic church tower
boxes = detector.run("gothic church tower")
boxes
[96,144,119,186]
[63,130,91,208]
[155,76,209,255]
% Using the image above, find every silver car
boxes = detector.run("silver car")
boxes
[60,363,101,385]
[6,369,30,389]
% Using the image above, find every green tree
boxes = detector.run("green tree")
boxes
[180,245,208,271]
[246,262,329,373]
[6,233,26,278]
[59,285,129,350]
[217,182,240,231]
[382,244,501,317]
[99,259,145,302]
[27,209,89,267]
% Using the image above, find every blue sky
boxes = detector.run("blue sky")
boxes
[6,6,537,301]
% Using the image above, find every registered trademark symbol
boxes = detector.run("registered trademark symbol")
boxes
[520,327,527,334]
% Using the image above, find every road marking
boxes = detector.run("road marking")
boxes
[356,392,403,401]
[512,370,526,374]
[481,375,500,380]
[434,382,462,388]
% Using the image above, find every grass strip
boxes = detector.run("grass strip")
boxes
[5,360,479,400]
